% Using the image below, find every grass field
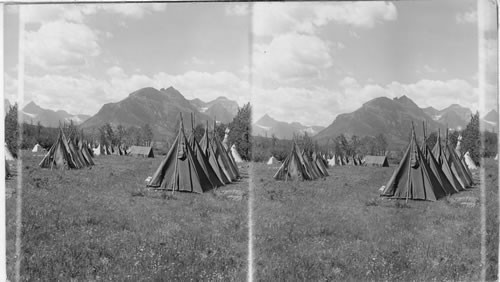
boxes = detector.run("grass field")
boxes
[8,151,248,281]
[252,159,498,281]
[5,153,498,281]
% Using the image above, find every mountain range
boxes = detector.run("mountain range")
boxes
[314,95,450,149]
[423,104,472,130]
[314,95,499,149]
[21,101,90,127]
[482,109,498,132]
[253,114,325,139]
[189,96,239,123]
[81,87,240,140]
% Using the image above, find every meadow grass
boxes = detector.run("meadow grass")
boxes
[9,152,248,281]
[252,160,497,281]
[6,154,498,281]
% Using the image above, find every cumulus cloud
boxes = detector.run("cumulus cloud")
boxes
[252,86,339,126]
[25,20,100,72]
[4,73,18,105]
[456,10,477,24]
[253,33,333,82]
[22,3,167,72]
[253,2,397,37]
[23,3,166,24]
[24,73,108,115]
[225,3,249,16]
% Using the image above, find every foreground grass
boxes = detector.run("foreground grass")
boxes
[252,161,492,281]
[484,158,498,280]
[15,152,248,280]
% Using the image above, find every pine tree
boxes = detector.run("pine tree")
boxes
[5,103,18,158]
[228,102,252,160]
[462,112,480,163]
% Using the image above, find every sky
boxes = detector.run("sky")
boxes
[3,1,498,127]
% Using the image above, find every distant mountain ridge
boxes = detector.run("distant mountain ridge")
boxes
[314,95,448,149]
[188,96,239,123]
[81,86,215,141]
[423,104,472,130]
[482,109,498,131]
[253,114,325,139]
[21,101,90,127]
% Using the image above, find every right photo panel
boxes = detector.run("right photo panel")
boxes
[250,1,498,281]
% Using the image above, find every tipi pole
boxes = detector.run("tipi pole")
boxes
[406,123,415,203]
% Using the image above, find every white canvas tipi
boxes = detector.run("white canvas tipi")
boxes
[5,145,14,161]
[32,143,42,152]
[93,144,101,156]
[463,151,477,170]
[267,156,278,165]
[231,144,243,163]
[327,155,336,167]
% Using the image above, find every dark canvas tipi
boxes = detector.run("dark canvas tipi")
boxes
[444,142,473,188]
[211,132,238,181]
[313,152,329,176]
[274,143,315,181]
[381,127,453,201]
[187,121,224,189]
[199,125,231,184]
[40,128,84,169]
[147,117,214,193]
[432,130,470,190]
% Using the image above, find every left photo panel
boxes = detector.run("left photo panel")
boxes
[4,3,251,280]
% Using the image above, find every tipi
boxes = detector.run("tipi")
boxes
[274,143,315,181]
[463,151,478,170]
[231,144,243,163]
[267,156,279,165]
[313,152,329,176]
[199,123,231,184]
[380,126,454,201]
[32,143,42,152]
[39,129,87,169]
[211,127,239,180]
[147,116,214,193]
[5,145,14,161]
[432,130,465,192]
[327,155,336,167]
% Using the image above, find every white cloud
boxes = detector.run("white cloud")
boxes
[4,73,18,105]
[24,74,108,115]
[97,3,166,19]
[25,20,100,72]
[253,2,397,37]
[416,64,447,74]
[253,33,333,81]
[187,57,215,66]
[23,3,166,24]
[456,10,477,24]
[252,86,339,126]
[225,3,249,16]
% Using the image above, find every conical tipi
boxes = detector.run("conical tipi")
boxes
[381,125,453,201]
[432,130,465,192]
[274,143,314,181]
[147,115,214,193]
[39,128,83,169]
